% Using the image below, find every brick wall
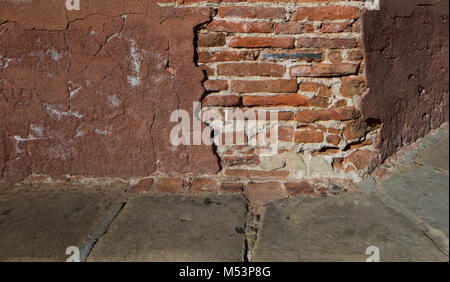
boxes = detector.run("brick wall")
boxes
[8,0,438,200]
[156,0,379,184]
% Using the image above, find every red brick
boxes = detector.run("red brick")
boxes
[217,63,285,77]
[222,155,259,166]
[244,182,288,207]
[154,178,184,193]
[190,178,220,193]
[292,6,360,21]
[229,36,295,49]
[296,107,360,122]
[203,80,228,92]
[198,50,256,63]
[129,178,154,194]
[274,22,314,34]
[230,79,298,93]
[208,20,273,33]
[291,63,359,77]
[224,169,290,178]
[198,33,226,47]
[219,6,286,19]
[220,182,244,193]
[284,182,315,195]
[243,94,309,107]
[296,37,357,49]
[344,149,378,170]
[341,76,366,97]
[203,95,241,107]
[294,131,324,143]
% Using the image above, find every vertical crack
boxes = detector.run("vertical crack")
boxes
[241,193,263,262]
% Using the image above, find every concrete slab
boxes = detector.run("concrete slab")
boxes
[377,166,449,237]
[253,192,447,262]
[87,194,247,262]
[0,183,128,262]
[415,130,449,172]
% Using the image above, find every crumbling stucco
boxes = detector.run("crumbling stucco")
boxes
[0,0,220,182]
[361,0,449,162]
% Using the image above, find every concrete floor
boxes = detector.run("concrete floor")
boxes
[0,127,448,262]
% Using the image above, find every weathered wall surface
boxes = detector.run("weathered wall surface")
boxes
[6,0,448,192]
[187,0,378,183]
[1,0,379,187]
[0,0,220,182]
[361,0,449,162]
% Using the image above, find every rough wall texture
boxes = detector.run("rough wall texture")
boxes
[1,0,448,195]
[179,0,378,184]
[1,0,379,187]
[0,0,220,182]
[361,0,449,162]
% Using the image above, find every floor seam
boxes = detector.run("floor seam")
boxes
[80,201,127,262]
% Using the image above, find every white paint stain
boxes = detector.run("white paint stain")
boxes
[70,86,82,98]
[127,39,142,88]
[75,123,85,137]
[30,124,44,137]
[95,129,111,135]
[44,104,83,120]
[48,48,65,61]
[108,95,120,108]
[12,135,46,154]
[0,56,12,68]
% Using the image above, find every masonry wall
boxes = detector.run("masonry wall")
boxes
[164,0,379,184]
[2,0,446,196]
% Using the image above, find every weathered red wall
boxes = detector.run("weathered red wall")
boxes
[361,0,449,162]
[1,0,448,189]
[0,0,220,182]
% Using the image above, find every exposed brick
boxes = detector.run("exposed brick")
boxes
[343,119,370,141]
[217,63,285,77]
[326,134,341,146]
[230,79,298,93]
[190,178,220,193]
[198,33,226,47]
[291,63,359,77]
[292,6,360,21]
[129,178,154,194]
[203,80,228,92]
[229,36,295,49]
[224,169,290,178]
[218,6,286,20]
[208,20,273,33]
[203,95,241,107]
[341,76,366,97]
[274,22,314,34]
[222,155,259,166]
[296,107,360,122]
[294,131,324,143]
[153,178,184,193]
[243,94,309,107]
[344,149,378,170]
[285,182,315,195]
[297,37,358,49]
[244,182,288,209]
[220,182,244,193]
[198,50,256,63]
